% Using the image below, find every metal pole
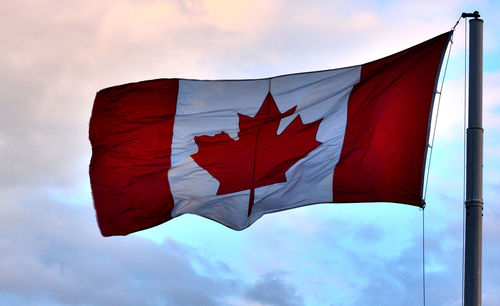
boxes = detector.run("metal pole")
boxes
[464,11,483,306]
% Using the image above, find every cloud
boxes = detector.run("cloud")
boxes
[244,272,304,306]
[0,189,238,305]
[0,188,307,305]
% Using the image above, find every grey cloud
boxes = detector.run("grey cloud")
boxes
[0,187,312,306]
[244,271,304,306]
[0,190,241,305]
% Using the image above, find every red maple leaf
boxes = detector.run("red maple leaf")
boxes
[191,92,323,216]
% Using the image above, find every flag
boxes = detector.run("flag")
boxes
[90,31,452,236]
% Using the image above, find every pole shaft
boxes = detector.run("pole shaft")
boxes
[464,17,483,306]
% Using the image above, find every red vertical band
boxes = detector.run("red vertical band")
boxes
[333,32,451,206]
[89,79,178,236]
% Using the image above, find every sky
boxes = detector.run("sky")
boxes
[1,0,500,305]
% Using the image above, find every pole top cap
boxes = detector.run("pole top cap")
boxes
[462,11,480,19]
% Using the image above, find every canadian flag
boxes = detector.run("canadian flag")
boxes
[90,31,452,236]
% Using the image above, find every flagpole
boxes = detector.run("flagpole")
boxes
[463,11,483,306]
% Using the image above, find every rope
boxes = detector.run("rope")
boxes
[422,208,426,306]
[421,14,464,305]
[461,17,468,306]
[423,29,456,200]
[452,15,462,31]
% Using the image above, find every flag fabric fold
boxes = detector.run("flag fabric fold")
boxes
[90,31,452,236]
